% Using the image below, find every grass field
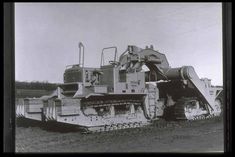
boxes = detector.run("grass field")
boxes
[15,117,224,153]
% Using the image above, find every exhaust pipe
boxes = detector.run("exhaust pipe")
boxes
[78,42,84,67]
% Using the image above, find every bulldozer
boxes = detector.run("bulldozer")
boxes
[16,42,223,133]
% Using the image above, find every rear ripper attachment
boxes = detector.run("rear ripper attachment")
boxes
[16,42,223,133]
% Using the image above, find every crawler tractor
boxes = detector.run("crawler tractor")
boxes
[16,42,223,132]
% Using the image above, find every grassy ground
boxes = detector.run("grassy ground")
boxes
[15,117,224,153]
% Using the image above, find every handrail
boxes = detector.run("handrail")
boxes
[100,46,118,66]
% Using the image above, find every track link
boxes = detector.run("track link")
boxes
[82,121,148,133]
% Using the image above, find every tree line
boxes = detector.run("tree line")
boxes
[15,81,60,90]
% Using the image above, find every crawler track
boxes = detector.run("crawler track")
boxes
[79,95,149,133]
[82,122,148,133]
[80,114,222,133]
[163,97,222,122]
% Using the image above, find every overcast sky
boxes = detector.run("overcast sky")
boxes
[15,3,223,85]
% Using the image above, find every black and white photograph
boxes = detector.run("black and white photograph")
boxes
[13,2,224,152]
